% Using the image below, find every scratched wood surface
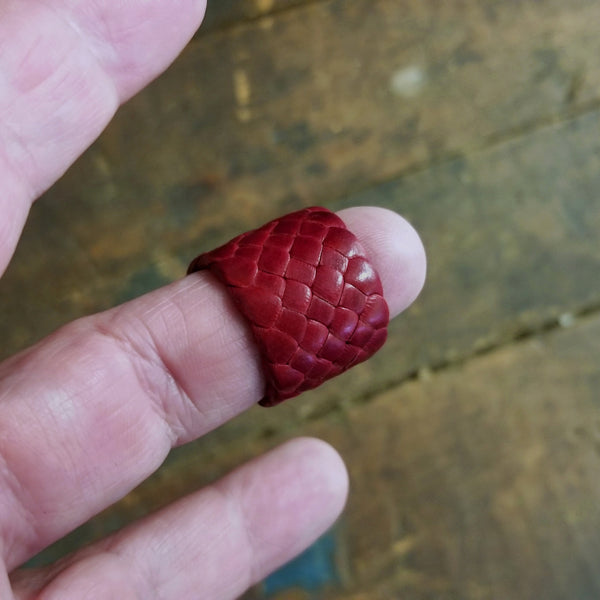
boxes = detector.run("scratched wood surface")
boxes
[266,314,600,600]
[2,0,600,598]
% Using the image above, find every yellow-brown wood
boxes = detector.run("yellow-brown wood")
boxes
[2,0,600,597]
[3,0,600,358]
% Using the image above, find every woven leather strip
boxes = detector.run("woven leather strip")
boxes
[187,207,389,406]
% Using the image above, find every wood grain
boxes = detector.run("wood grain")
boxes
[321,314,600,599]
[2,3,600,596]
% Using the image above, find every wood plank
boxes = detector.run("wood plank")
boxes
[4,1,600,577]
[31,313,600,600]
[91,0,600,220]
[336,109,600,375]
[318,314,600,599]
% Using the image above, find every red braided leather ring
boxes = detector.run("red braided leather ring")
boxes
[187,207,389,407]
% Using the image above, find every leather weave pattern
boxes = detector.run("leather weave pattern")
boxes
[187,207,389,406]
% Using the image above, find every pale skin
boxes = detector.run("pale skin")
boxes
[0,1,427,598]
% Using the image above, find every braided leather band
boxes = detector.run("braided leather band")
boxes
[187,207,389,406]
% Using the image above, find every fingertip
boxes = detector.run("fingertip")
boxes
[337,206,427,317]
[245,437,348,552]
[239,436,349,572]
[279,437,349,516]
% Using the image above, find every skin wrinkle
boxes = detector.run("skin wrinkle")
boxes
[87,318,184,448]
[204,309,262,414]
[103,486,253,599]
[52,1,121,71]
[196,271,266,410]
[168,273,264,420]
[102,285,245,440]
[107,520,172,599]
[38,551,141,600]
[61,0,207,101]
[0,1,208,275]
[0,125,36,226]
[228,485,267,590]
[0,437,43,566]
[0,326,177,569]
[0,1,118,197]
[135,288,218,438]
[212,482,258,595]
[222,438,349,590]
[227,453,284,580]
[0,392,95,564]
[95,287,228,444]
[4,385,93,536]
[32,0,123,101]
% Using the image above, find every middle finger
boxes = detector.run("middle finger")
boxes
[0,207,425,570]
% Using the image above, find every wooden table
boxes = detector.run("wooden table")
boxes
[2,1,600,597]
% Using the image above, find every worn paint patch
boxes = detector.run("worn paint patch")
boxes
[263,531,339,597]
[234,68,252,122]
[390,65,426,98]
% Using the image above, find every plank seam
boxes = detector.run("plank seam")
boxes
[302,298,600,423]
[333,101,600,212]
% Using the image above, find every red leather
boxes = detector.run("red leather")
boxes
[187,207,389,406]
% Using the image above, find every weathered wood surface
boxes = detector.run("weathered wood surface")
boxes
[36,314,600,599]
[319,315,600,600]
[2,0,600,597]
[4,110,599,440]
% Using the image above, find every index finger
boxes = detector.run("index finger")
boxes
[0,0,207,275]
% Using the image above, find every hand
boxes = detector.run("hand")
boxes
[0,1,426,598]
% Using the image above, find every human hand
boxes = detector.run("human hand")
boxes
[0,1,426,598]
